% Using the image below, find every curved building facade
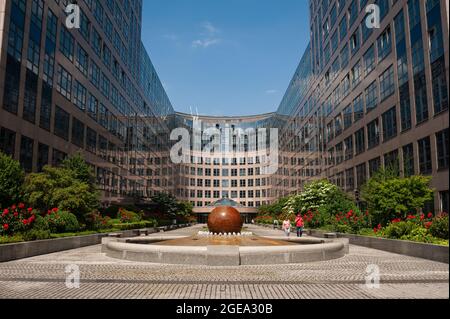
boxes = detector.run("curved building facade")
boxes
[0,0,448,217]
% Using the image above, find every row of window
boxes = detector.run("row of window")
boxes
[328,128,449,175]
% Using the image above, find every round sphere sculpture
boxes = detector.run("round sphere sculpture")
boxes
[207,206,243,234]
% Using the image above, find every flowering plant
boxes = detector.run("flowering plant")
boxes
[0,204,36,235]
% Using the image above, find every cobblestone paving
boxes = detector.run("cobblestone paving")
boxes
[0,225,448,299]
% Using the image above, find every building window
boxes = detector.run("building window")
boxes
[365,80,378,112]
[23,70,38,124]
[384,150,399,171]
[0,127,16,156]
[436,129,449,170]
[369,157,381,177]
[431,58,449,115]
[37,143,48,172]
[350,28,360,56]
[73,81,87,111]
[418,137,432,174]
[353,94,364,122]
[355,128,365,155]
[71,117,85,148]
[89,61,100,88]
[345,168,354,191]
[88,93,98,121]
[367,119,380,149]
[336,143,343,164]
[59,25,74,61]
[399,83,411,131]
[345,136,353,161]
[56,65,72,100]
[414,73,429,124]
[356,163,367,188]
[402,143,415,177]
[440,191,449,213]
[379,65,395,101]
[52,149,67,167]
[382,106,397,141]
[363,45,376,76]
[340,44,349,68]
[75,45,89,76]
[334,115,343,137]
[86,127,97,154]
[377,26,392,61]
[20,135,34,173]
[3,57,21,114]
[343,105,352,129]
[54,106,70,141]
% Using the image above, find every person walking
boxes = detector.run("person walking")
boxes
[282,218,292,237]
[295,214,304,237]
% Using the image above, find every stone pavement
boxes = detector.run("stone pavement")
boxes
[0,225,448,299]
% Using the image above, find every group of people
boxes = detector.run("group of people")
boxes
[281,214,304,237]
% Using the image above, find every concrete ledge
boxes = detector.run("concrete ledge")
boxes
[308,229,449,264]
[0,224,194,263]
[102,236,349,266]
[0,233,107,262]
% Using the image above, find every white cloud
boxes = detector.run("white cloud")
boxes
[192,21,221,49]
[265,89,278,94]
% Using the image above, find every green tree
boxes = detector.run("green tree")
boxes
[361,169,434,225]
[283,180,356,218]
[150,193,180,219]
[23,155,100,219]
[0,152,25,207]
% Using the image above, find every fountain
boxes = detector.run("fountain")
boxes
[102,206,349,266]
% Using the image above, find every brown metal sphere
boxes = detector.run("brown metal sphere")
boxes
[207,206,243,234]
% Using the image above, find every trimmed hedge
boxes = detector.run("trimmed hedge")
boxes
[114,221,155,230]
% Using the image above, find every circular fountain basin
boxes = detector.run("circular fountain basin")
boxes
[102,235,349,266]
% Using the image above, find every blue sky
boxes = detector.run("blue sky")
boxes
[141,0,310,116]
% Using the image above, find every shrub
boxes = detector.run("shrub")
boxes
[283,180,355,217]
[382,221,420,239]
[102,205,121,218]
[84,211,111,230]
[302,209,328,229]
[0,152,25,207]
[0,204,36,236]
[23,154,100,220]
[117,208,141,223]
[45,210,80,233]
[23,229,51,241]
[331,209,371,233]
[361,169,434,225]
[429,214,449,239]
[114,221,155,230]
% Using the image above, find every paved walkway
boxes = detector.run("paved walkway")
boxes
[0,225,448,299]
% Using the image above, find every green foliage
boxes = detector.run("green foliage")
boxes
[0,152,25,207]
[257,197,289,217]
[0,234,25,244]
[114,221,156,230]
[150,193,179,218]
[117,208,141,223]
[45,211,80,233]
[22,229,52,241]
[429,214,449,239]
[361,170,434,225]
[382,221,419,239]
[84,211,111,230]
[61,153,96,189]
[23,154,100,219]
[283,180,355,217]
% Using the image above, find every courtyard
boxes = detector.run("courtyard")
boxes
[0,225,448,299]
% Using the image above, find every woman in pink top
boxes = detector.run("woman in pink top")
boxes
[282,219,291,237]
[295,214,304,237]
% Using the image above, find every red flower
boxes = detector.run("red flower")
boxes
[52,207,59,213]
[3,224,9,231]
[18,203,25,209]
[373,227,378,233]
[425,222,433,229]
[420,214,425,221]
[427,213,433,219]
[2,209,9,216]
[22,219,28,225]
[13,212,18,217]
[407,215,416,220]
[11,205,16,210]
[27,207,33,213]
